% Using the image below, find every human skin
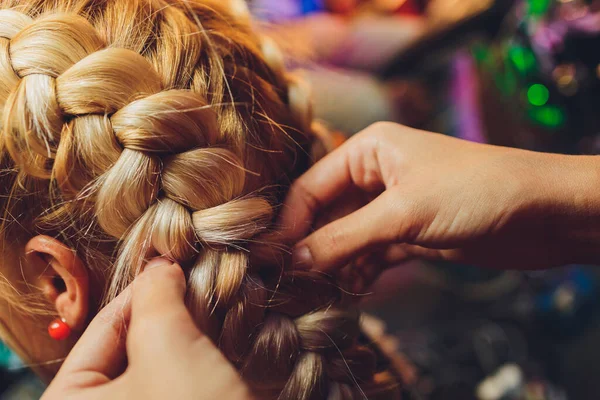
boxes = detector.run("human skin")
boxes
[277,122,600,275]
[36,121,600,398]
[42,259,252,400]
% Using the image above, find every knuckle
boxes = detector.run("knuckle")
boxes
[354,122,401,153]
[366,121,396,134]
[363,121,400,141]
[292,178,322,215]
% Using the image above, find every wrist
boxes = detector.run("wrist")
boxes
[527,152,600,264]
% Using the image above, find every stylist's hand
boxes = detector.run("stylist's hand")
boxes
[42,260,252,400]
[281,122,600,275]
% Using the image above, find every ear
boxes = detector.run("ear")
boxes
[25,235,89,331]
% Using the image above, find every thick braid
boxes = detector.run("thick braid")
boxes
[0,3,401,399]
[0,10,31,110]
[1,13,102,178]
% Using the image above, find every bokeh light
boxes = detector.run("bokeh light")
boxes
[527,84,550,106]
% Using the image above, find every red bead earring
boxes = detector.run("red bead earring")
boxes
[48,318,71,341]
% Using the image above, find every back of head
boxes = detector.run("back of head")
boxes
[0,1,400,398]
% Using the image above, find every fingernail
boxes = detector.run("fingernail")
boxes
[293,246,313,269]
[144,257,172,271]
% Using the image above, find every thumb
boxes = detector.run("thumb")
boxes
[293,190,405,272]
[127,259,201,361]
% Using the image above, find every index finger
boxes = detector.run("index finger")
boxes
[278,133,373,244]
[127,259,201,360]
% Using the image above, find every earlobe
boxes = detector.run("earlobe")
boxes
[25,236,89,332]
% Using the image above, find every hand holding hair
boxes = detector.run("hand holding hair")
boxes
[280,122,600,276]
[42,259,252,400]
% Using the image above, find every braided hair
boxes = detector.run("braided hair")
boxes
[0,1,400,398]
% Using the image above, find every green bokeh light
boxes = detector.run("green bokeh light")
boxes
[527,84,550,106]
[508,46,536,75]
[528,105,566,128]
[528,0,551,16]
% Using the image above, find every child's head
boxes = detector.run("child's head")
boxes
[0,1,399,398]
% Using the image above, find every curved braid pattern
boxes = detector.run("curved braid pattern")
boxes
[0,2,400,399]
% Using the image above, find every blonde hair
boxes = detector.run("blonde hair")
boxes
[0,1,400,398]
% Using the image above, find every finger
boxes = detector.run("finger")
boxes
[128,259,200,360]
[277,133,380,244]
[381,244,438,265]
[251,186,369,268]
[293,190,402,272]
[56,279,133,385]
[382,243,484,268]
[355,256,386,290]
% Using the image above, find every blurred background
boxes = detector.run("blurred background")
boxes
[2,0,600,399]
